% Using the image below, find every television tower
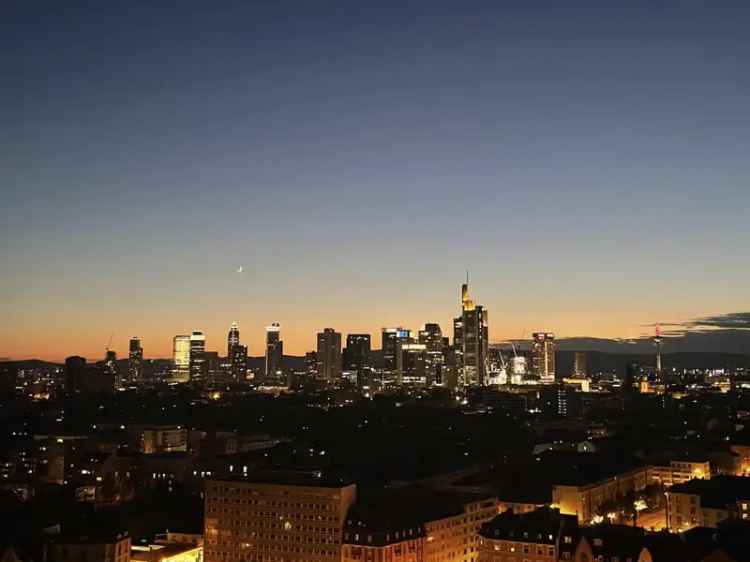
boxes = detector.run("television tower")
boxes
[654,323,662,379]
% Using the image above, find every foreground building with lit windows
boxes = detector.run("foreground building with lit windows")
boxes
[477,507,578,562]
[204,469,356,562]
[342,487,497,562]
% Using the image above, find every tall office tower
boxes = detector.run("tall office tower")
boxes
[418,323,443,352]
[188,331,207,381]
[418,324,444,386]
[316,328,342,381]
[265,323,283,377]
[381,327,410,372]
[172,335,190,382]
[204,470,357,562]
[226,322,247,381]
[343,334,370,373]
[654,323,662,379]
[305,351,318,376]
[573,351,587,378]
[396,342,427,385]
[531,332,556,384]
[64,355,87,394]
[453,279,489,387]
[103,350,118,375]
[227,322,239,355]
[128,337,143,382]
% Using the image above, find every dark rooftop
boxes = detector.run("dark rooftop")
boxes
[344,486,494,546]
[670,475,750,509]
[479,507,578,545]
[213,467,354,488]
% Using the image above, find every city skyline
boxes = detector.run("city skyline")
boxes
[3,1,749,361]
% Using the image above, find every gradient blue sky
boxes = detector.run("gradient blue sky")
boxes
[2,1,749,360]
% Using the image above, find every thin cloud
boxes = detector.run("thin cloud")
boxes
[688,312,750,330]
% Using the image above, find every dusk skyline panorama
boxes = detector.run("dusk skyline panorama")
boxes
[3,1,749,361]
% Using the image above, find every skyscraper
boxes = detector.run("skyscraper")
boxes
[316,328,342,381]
[396,342,427,385]
[65,355,87,394]
[227,322,247,381]
[418,323,443,352]
[172,335,190,382]
[128,337,143,382]
[419,324,445,386]
[572,351,587,378]
[453,279,489,387]
[189,331,206,381]
[265,323,283,377]
[227,322,239,355]
[343,334,371,372]
[531,332,556,384]
[381,327,410,372]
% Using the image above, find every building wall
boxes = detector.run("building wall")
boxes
[478,538,556,562]
[730,445,750,476]
[553,467,649,523]
[204,479,356,562]
[423,498,497,562]
[342,539,423,562]
[648,461,711,487]
[666,491,705,531]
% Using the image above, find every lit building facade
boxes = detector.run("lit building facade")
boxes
[317,328,342,381]
[264,323,283,377]
[454,281,488,387]
[128,337,143,382]
[172,336,190,383]
[344,334,371,386]
[204,470,356,562]
[189,331,207,381]
[397,343,427,386]
[382,328,411,373]
[342,488,497,562]
[552,466,649,524]
[477,507,578,562]
[227,322,247,381]
[531,333,556,384]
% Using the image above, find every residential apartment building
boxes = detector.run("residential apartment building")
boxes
[204,469,356,562]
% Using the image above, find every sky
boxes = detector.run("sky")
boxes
[2,1,749,361]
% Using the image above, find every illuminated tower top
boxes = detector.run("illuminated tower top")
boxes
[461,271,475,311]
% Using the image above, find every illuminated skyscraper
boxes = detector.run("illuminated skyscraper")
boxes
[453,279,488,387]
[381,327,410,372]
[227,322,247,381]
[419,324,445,386]
[172,335,190,382]
[227,322,239,355]
[189,331,207,381]
[316,328,342,381]
[128,337,143,382]
[265,323,283,377]
[531,332,556,384]
[396,342,427,385]
[418,323,443,352]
